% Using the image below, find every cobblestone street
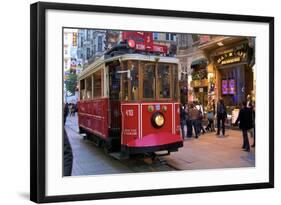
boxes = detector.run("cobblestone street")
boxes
[65,115,255,176]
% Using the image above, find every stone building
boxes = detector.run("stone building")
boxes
[176,34,255,112]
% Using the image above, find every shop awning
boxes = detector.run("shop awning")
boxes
[190,58,208,69]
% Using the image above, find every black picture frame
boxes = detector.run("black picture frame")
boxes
[30,2,274,203]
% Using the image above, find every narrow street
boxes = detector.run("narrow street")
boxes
[65,115,255,176]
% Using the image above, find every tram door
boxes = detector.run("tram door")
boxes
[108,62,121,137]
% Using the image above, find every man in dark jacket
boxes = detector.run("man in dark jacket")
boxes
[64,103,69,125]
[64,129,73,176]
[216,99,227,136]
[235,101,253,152]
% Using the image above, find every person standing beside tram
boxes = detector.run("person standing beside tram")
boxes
[180,103,187,139]
[64,103,69,125]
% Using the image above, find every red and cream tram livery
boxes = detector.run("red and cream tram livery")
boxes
[78,40,183,156]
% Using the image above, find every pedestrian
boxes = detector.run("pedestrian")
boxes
[205,100,215,132]
[180,104,187,139]
[74,103,78,116]
[246,94,253,108]
[189,103,200,138]
[64,103,69,125]
[64,129,73,176]
[249,102,255,147]
[216,98,227,136]
[69,103,74,117]
[186,104,192,138]
[195,101,206,135]
[235,101,254,152]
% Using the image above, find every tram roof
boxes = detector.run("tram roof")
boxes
[78,53,179,80]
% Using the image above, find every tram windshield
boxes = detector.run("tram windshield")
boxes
[120,60,178,101]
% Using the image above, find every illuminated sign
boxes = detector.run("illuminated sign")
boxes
[220,57,241,65]
[222,79,236,95]
[122,31,167,53]
[222,80,228,95]
[228,79,236,95]
[216,44,248,65]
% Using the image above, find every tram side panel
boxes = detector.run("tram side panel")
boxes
[174,103,181,135]
[120,103,140,145]
[78,98,109,139]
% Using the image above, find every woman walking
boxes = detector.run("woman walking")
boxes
[206,99,215,132]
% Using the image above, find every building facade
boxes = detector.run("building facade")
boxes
[63,28,78,73]
[153,32,177,55]
[199,36,255,110]
[176,34,210,105]
[176,34,255,115]
[77,29,106,67]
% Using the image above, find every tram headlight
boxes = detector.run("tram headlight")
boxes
[151,112,165,128]
[128,39,135,48]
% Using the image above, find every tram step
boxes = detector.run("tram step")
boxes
[109,152,129,160]
[154,150,170,157]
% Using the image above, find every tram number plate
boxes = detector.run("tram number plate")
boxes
[125,109,134,117]
[155,104,160,111]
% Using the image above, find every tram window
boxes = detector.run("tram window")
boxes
[143,64,155,99]
[157,64,171,99]
[173,65,179,100]
[109,65,121,100]
[129,61,139,101]
[80,79,86,100]
[93,70,102,98]
[85,76,92,99]
[122,69,129,101]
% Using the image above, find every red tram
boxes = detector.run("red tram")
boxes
[78,40,183,157]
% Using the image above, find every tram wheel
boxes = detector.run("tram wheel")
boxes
[78,126,83,134]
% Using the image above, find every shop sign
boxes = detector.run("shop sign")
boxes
[216,44,248,65]
[220,57,241,65]
[122,31,168,53]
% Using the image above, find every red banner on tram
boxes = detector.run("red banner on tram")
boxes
[122,31,168,54]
